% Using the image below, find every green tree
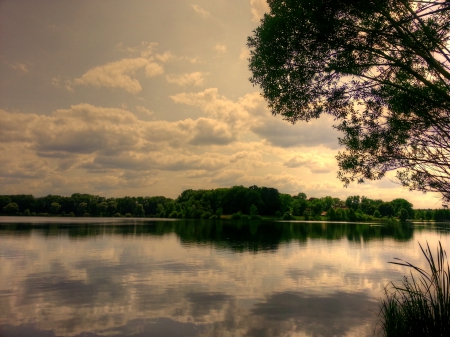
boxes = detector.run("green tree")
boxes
[96,202,108,216]
[347,209,357,222]
[373,210,382,219]
[302,210,309,221]
[345,196,360,211]
[378,202,395,218]
[327,207,337,221]
[425,210,434,221]
[335,208,347,221]
[399,208,409,222]
[3,202,19,215]
[311,199,324,215]
[292,198,307,216]
[248,0,450,201]
[279,193,293,214]
[215,207,223,218]
[135,204,145,217]
[249,204,258,216]
[360,197,382,216]
[156,204,165,218]
[321,196,334,211]
[414,210,424,221]
[391,198,414,218]
[77,202,87,215]
[297,192,307,200]
[50,202,61,215]
[107,200,117,216]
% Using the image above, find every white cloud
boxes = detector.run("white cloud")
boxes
[118,171,161,188]
[170,88,251,128]
[114,42,139,54]
[180,170,212,179]
[249,0,270,22]
[230,151,249,163]
[0,146,50,180]
[210,169,247,186]
[171,88,341,149]
[1,91,441,207]
[239,47,251,61]
[74,57,163,94]
[6,61,30,73]
[135,106,154,117]
[0,103,239,173]
[214,44,227,54]
[191,4,211,17]
[51,76,74,91]
[0,109,37,143]
[155,51,176,63]
[166,72,207,86]
[284,152,336,173]
[189,118,234,145]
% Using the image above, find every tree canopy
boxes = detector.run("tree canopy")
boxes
[248,0,450,200]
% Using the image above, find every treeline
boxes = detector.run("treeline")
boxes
[0,186,449,221]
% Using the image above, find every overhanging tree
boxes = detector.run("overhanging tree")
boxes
[248,0,450,200]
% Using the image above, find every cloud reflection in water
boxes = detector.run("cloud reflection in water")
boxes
[1,219,449,336]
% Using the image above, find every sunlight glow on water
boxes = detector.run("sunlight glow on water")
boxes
[1,218,450,337]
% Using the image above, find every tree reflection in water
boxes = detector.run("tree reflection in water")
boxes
[0,219,448,337]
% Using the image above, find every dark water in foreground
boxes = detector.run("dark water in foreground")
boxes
[1,217,450,337]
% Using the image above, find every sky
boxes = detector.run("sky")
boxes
[0,0,443,208]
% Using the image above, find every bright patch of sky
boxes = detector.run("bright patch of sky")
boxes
[0,0,442,208]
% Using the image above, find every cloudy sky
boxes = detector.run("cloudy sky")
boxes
[0,0,442,208]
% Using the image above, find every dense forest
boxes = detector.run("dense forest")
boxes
[1,185,449,221]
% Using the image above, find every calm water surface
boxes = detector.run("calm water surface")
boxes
[1,217,450,337]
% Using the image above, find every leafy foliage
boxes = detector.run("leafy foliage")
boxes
[248,0,450,200]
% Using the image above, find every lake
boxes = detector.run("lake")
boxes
[1,217,450,337]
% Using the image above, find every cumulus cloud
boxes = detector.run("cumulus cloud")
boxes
[166,72,207,86]
[135,106,154,117]
[251,115,342,149]
[51,76,74,91]
[0,149,49,180]
[284,152,336,173]
[114,41,140,54]
[118,171,161,188]
[1,88,422,202]
[210,169,247,186]
[73,42,203,93]
[0,109,37,143]
[0,103,239,180]
[86,151,227,172]
[73,58,163,94]
[172,88,341,149]
[170,88,251,128]
[188,118,234,145]
[229,151,249,163]
[257,172,306,193]
[249,0,270,22]
[155,51,176,63]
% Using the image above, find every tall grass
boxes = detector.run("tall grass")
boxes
[378,242,450,336]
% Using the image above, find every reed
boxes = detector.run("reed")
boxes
[378,242,450,336]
